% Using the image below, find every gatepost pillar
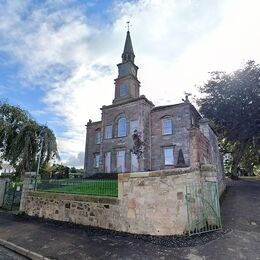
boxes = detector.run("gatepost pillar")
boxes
[19,173,35,212]
[0,178,10,207]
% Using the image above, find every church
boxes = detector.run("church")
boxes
[84,30,224,178]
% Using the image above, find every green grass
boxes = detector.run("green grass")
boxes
[40,180,118,197]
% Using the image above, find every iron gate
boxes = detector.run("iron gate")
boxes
[185,182,222,236]
[2,182,23,211]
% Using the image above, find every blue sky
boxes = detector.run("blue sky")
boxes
[1,0,260,167]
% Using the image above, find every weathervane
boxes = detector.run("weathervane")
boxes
[182,92,192,103]
[126,21,132,31]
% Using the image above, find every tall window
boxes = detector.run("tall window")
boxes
[94,153,100,168]
[130,120,139,134]
[162,118,172,135]
[105,125,112,139]
[96,129,101,144]
[118,117,126,137]
[164,147,174,165]
[105,152,111,173]
[116,150,125,172]
[131,153,139,172]
[120,82,127,96]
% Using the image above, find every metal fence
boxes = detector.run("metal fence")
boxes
[185,182,222,236]
[34,179,118,197]
[2,182,23,211]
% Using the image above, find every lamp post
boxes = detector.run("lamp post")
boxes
[34,128,46,190]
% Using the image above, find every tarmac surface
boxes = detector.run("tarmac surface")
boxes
[0,245,28,260]
[0,179,259,260]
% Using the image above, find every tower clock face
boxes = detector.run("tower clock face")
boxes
[131,67,136,76]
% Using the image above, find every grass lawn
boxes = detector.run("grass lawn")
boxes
[41,180,118,197]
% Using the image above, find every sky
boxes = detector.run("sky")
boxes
[0,0,260,168]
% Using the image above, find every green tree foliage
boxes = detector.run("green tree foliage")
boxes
[70,166,77,173]
[0,102,59,176]
[198,61,260,176]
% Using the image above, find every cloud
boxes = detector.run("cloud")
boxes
[1,0,260,162]
[64,151,85,167]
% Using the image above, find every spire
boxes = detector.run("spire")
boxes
[122,27,135,63]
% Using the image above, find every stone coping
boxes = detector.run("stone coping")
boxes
[27,191,119,205]
[200,164,217,172]
[119,166,200,180]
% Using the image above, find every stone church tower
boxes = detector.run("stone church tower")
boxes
[84,30,225,179]
[113,30,140,103]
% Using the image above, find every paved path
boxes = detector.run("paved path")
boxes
[0,245,28,260]
[0,179,259,259]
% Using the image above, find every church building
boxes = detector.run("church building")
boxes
[84,30,224,178]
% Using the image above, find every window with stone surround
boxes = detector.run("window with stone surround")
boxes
[116,150,125,172]
[120,82,127,96]
[130,120,139,134]
[118,117,126,137]
[96,129,101,144]
[163,147,174,165]
[94,153,100,168]
[105,125,112,139]
[162,118,173,135]
[131,152,139,172]
[105,152,111,173]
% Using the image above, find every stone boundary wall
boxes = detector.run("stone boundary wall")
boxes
[117,167,202,235]
[22,192,120,230]
[21,165,225,236]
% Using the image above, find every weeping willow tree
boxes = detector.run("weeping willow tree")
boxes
[0,101,59,177]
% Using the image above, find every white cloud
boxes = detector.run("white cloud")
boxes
[64,151,85,167]
[1,0,260,163]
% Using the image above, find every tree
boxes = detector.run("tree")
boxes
[0,102,59,177]
[70,166,77,173]
[197,61,260,177]
[130,130,145,159]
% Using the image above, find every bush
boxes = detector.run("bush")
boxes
[86,172,119,180]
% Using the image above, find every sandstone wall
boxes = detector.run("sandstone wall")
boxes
[117,167,201,235]
[21,166,225,236]
[199,119,226,191]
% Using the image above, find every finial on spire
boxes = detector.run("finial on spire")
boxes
[126,21,132,31]
[122,22,135,63]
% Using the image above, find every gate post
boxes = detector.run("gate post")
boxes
[19,175,34,212]
[0,178,9,207]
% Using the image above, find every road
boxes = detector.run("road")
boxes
[0,245,28,260]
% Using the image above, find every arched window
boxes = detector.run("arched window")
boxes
[118,117,126,137]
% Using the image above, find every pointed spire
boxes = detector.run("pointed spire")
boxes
[122,27,135,63]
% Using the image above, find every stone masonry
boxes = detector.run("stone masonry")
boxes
[21,165,225,236]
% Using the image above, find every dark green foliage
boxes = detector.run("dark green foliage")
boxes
[86,172,119,180]
[131,130,145,159]
[0,101,59,176]
[197,61,260,176]
[70,166,77,173]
